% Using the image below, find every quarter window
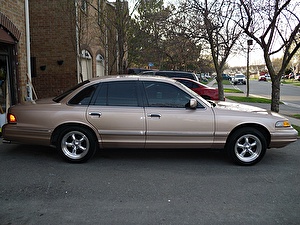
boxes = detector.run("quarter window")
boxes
[69,85,97,105]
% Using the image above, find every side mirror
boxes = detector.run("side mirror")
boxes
[189,98,197,109]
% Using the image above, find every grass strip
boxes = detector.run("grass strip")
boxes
[224,88,243,93]
[226,96,272,103]
[291,114,300,119]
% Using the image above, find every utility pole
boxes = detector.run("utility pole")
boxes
[246,39,253,97]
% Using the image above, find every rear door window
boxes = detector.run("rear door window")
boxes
[92,81,140,107]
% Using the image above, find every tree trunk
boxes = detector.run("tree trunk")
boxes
[271,76,281,113]
[216,72,225,101]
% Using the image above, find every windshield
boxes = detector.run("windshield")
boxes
[235,75,245,78]
[53,80,90,103]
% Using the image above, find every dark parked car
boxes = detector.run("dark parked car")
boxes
[127,68,152,75]
[174,77,220,100]
[222,74,232,80]
[142,70,199,82]
[2,76,297,165]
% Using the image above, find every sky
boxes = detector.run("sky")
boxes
[126,0,267,68]
[228,48,265,67]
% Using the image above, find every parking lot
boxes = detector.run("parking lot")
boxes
[1,140,300,224]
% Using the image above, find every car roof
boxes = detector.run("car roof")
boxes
[88,74,177,84]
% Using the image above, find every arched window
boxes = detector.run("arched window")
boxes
[80,50,92,81]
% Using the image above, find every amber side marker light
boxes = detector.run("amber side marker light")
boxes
[8,114,17,123]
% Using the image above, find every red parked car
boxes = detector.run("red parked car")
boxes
[258,75,267,81]
[174,77,220,100]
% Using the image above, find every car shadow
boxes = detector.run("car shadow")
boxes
[1,143,60,162]
[96,148,230,165]
[2,143,230,165]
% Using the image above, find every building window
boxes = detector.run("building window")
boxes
[96,54,105,77]
[80,50,92,81]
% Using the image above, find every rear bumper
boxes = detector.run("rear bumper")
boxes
[2,124,52,146]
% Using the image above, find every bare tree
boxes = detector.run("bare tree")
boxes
[91,0,129,74]
[237,0,300,112]
[184,0,243,100]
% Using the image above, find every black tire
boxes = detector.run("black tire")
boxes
[57,126,97,163]
[226,127,267,166]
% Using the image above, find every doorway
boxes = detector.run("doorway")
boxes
[0,54,9,127]
[0,43,13,130]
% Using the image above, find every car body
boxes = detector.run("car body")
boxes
[196,74,208,83]
[264,74,271,80]
[174,77,219,100]
[127,68,153,75]
[141,70,199,82]
[233,74,246,85]
[222,74,232,80]
[258,75,267,81]
[205,74,212,79]
[2,76,297,165]
[288,73,294,79]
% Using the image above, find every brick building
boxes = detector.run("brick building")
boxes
[30,0,124,98]
[0,0,27,129]
[0,0,127,129]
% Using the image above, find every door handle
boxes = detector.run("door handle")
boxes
[89,112,102,117]
[147,113,161,118]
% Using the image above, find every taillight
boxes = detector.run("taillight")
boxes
[8,113,17,123]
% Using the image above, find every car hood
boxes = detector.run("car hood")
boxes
[215,101,267,113]
[213,101,287,119]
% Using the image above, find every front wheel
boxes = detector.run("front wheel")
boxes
[226,127,267,166]
[57,126,97,163]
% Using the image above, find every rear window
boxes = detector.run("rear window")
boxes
[53,80,90,103]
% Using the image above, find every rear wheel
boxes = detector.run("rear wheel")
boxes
[226,127,267,166]
[57,126,97,163]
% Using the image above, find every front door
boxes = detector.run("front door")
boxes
[142,81,214,148]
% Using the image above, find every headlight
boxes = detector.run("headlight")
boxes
[275,120,291,127]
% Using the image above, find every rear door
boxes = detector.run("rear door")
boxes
[86,80,146,148]
[142,81,214,148]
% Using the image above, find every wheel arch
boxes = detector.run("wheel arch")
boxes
[225,123,271,148]
[50,123,100,147]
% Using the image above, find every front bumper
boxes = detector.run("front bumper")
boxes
[269,128,298,148]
